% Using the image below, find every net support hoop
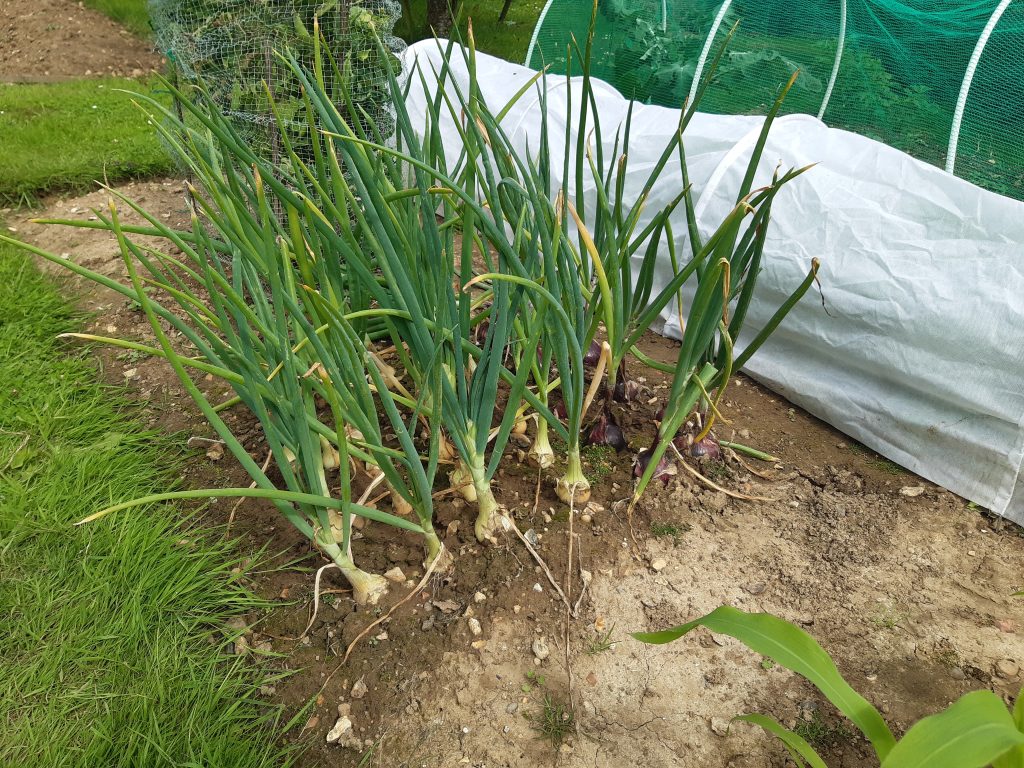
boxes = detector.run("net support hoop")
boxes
[947,0,1013,173]
[525,0,557,66]
[817,0,847,120]
[687,0,736,107]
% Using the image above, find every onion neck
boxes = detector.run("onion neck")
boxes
[467,451,502,543]
[423,529,453,572]
[556,446,591,505]
[318,539,389,606]
[528,418,555,469]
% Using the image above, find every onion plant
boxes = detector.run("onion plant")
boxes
[630,71,820,503]
[8,10,826,588]
[288,43,552,541]
[17,66,456,602]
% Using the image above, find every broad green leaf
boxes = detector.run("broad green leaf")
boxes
[884,689,1024,768]
[736,714,829,768]
[994,689,1024,768]
[633,606,897,759]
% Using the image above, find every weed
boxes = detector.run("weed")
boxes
[532,695,575,746]
[116,349,149,365]
[868,458,906,475]
[581,442,616,483]
[650,521,690,544]
[793,710,853,750]
[870,603,908,630]
[704,461,733,482]
[585,625,617,655]
[848,443,905,475]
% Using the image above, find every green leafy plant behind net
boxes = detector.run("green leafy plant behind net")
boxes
[527,0,1024,200]
[149,0,404,166]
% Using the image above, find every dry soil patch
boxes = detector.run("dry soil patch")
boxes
[1,0,161,83]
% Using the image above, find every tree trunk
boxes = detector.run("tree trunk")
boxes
[426,0,454,36]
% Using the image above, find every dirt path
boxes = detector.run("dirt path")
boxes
[1,0,161,83]
[13,184,1024,768]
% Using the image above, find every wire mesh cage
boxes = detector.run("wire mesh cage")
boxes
[149,0,406,169]
[527,0,1024,200]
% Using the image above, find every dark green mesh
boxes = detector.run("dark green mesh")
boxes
[527,0,1024,199]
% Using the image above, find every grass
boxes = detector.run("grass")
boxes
[397,0,546,63]
[793,710,853,751]
[584,624,616,655]
[532,695,575,746]
[650,521,690,544]
[0,78,174,206]
[0,244,294,768]
[84,0,151,37]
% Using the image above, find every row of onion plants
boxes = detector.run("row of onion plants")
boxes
[6,23,818,604]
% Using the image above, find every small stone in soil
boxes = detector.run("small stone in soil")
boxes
[434,599,460,614]
[350,677,368,700]
[326,716,353,744]
[468,618,482,636]
[532,637,550,661]
[650,558,667,572]
[900,485,926,497]
[532,583,543,593]
[996,659,1019,678]
[384,566,406,583]
[473,591,487,603]
[506,702,518,714]
[710,717,731,737]
[742,582,767,595]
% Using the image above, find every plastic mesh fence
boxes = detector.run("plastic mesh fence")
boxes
[149,0,405,167]
[527,0,1024,200]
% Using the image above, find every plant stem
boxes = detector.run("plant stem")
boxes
[719,440,779,463]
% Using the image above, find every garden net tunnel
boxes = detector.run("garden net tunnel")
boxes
[526,0,1024,201]
[403,40,1024,524]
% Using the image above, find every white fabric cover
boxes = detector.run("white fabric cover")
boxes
[402,41,1024,523]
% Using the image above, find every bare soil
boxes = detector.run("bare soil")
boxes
[13,182,1024,768]
[0,0,161,83]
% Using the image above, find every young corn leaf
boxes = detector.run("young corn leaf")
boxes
[633,606,897,760]
[734,714,828,768]
[883,690,1024,768]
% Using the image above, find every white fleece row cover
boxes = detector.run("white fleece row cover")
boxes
[402,41,1024,523]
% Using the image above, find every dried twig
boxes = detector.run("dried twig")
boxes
[502,516,574,614]
[670,443,778,502]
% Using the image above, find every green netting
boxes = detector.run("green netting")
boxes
[527,0,1024,199]
[149,0,404,166]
